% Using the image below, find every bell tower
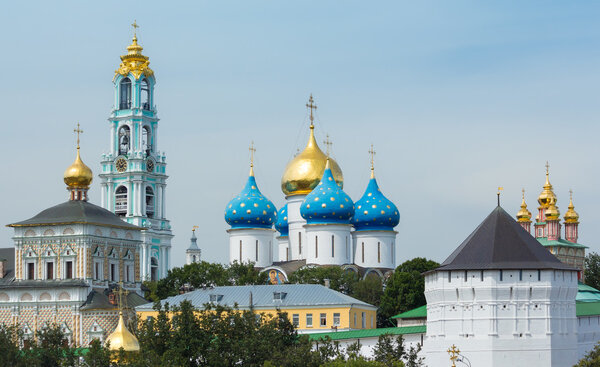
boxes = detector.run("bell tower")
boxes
[99,23,173,281]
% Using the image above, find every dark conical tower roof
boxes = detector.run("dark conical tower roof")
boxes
[435,206,575,271]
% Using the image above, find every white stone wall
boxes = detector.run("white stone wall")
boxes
[277,236,289,262]
[228,228,274,268]
[577,314,600,359]
[351,231,396,269]
[304,224,352,266]
[312,332,424,360]
[424,269,578,367]
[287,195,307,260]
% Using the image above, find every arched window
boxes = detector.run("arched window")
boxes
[142,126,152,156]
[118,126,131,155]
[115,186,128,217]
[141,78,150,110]
[145,186,155,218]
[120,78,132,109]
[150,257,159,281]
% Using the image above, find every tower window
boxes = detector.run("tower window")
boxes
[46,262,54,280]
[145,186,155,218]
[150,257,159,281]
[239,240,242,263]
[315,236,318,258]
[298,233,302,255]
[377,242,381,263]
[65,261,73,279]
[331,235,334,257]
[119,78,132,109]
[27,263,35,280]
[118,126,131,155]
[361,242,365,263]
[142,126,152,156]
[255,240,258,262]
[115,186,128,217]
[141,78,150,110]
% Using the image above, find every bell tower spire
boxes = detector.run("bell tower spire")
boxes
[99,25,173,281]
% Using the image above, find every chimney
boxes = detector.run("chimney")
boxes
[323,279,330,288]
[0,259,6,279]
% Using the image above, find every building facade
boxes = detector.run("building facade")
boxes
[99,32,173,281]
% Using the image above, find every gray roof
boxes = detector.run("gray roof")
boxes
[136,284,376,311]
[187,231,199,250]
[0,279,88,289]
[81,290,148,310]
[8,200,141,230]
[0,248,15,283]
[434,206,576,272]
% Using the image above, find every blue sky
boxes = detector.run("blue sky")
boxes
[1,1,599,266]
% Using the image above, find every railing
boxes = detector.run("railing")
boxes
[119,101,131,110]
[142,102,151,110]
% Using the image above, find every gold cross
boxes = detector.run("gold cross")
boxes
[522,188,526,200]
[131,20,140,36]
[73,123,83,149]
[192,225,199,232]
[545,161,550,175]
[115,282,130,313]
[323,134,332,156]
[447,344,460,367]
[569,189,573,201]
[306,94,317,126]
[368,144,376,170]
[249,141,256,167]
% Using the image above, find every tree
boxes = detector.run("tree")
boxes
[0,325,23,367]
[379,258,439,324]
[575,341,600,366]
[287,266,359,295]
[82,339,112,367]
[353,275,384,307]
[373,334,405,367]
[584,252,600,291]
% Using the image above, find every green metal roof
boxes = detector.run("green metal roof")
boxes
[308,325,426,341]
[537,237,588,249]
[577,282,600,302]
[576,301,600,317]
[390,305,427,319]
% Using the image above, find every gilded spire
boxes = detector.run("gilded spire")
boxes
[105,283,139,352]
[249,141,256,177]
[538,161,557,208]
[64,124,93,191]
[306,94,317,128]
[564,189,580,223]
[517,188,532,222]
[115,21,153,80]
[368,144,376,179]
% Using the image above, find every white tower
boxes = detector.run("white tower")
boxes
[225,145,276,268]
[99,26,173,281]
[186,227,202,265]
[424,206,578,367]
[280,96,343,261]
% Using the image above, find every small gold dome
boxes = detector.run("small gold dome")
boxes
[281,125,343,196]
[564,192,579,223]
[545,203,560,221]
[63,148,93,188]
[538,164,557,208]
[105,313,140,352]
[516,191,532,223]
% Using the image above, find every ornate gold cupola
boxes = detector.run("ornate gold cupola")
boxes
[564,190,580,224]
[537,162,557,209]
[63,124,93,201]
[115,21,154,80]
[516,189,532,233]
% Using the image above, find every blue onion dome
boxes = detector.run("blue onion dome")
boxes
[353,168,400,231]
[300,160,355,224]
[225,166,277,229]
[275,204,289,236]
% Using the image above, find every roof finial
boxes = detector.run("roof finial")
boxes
[249,141,256,176]
[368,144,376,179]
[569,188,573,202]
[447,345,460,367]
[192,225,199,233]
[115,281,129,316]
[522,188,526,200]
[73,123,83,150]
[323,134,332,157]
[306,94,317,128]
[497,187,504,207]
[131,20,139,38]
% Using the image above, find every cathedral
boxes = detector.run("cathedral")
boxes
[223,97,401,282]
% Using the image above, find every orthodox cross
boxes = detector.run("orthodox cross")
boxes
[115,282,130,313]
[497,187,504,207]
[131,20,140,36]
[192,225,199,232]
[545,161,550,175]
[368,144,376,171]
[522,188,526,200]
[447,345,460,367]
[569,189,573,201]
[73,123,83,149]
[249,141,256,167]
[323,134,332,156]
[306,94,317,126]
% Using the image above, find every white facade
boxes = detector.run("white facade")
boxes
[277,236,289,262]
[352,231,396,269]
[424,268,579,367]
[577,314,600,358]
[228,228,274,268]
[287,195,308,261]
[304,224,352,266]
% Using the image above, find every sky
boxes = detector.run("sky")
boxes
[0,1,599,267]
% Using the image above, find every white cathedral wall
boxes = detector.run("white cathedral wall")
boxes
[351,231,396,269]
[424,269,578,367]
[228,228,275,268]
[277,236,289,262]
[304,224,352,266]
[287,195,307,260]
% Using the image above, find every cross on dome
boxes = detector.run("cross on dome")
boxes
[73,123,83,149]
[323,134,332,156]
[249,141,256,167]
[306,94,317,127]
[368,144,376,177]
[131,20,139,36]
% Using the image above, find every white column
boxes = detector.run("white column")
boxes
[110,123,116,156]
[161,185,166,218]
[100,184,106,208]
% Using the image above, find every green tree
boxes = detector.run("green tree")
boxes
[82,339,112,367]
[353,275,384,307]
[287,266,359,295]
[373,334,405,367]
[584,252,600,291]
[379,258,439,324]
[575,341,600,366]
[0,325,22,367]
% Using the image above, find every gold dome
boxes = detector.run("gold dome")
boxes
[564,191,579,223]
[115,31,154,80]
[538,163,557,208]
[545,202,560,221]
[281,125,343,196]
[516,190,532,223]
[63,148,93,188]
[105,313,140,352]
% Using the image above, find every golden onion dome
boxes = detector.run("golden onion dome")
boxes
[564,192,579,223]
[281,124,343,196]
[105,313,140,352]
[545,202,560,221]
[516,190,532,223]
[63,148,93,188]
[538,164,557,208]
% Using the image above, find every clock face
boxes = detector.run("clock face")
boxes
[115,158,127,173]
[146,159,155,173]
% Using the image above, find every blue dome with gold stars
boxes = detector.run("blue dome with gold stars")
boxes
[225,168,277,229]
[275,204,289,236]
[353,173,399,231]
[300,161,354,224]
